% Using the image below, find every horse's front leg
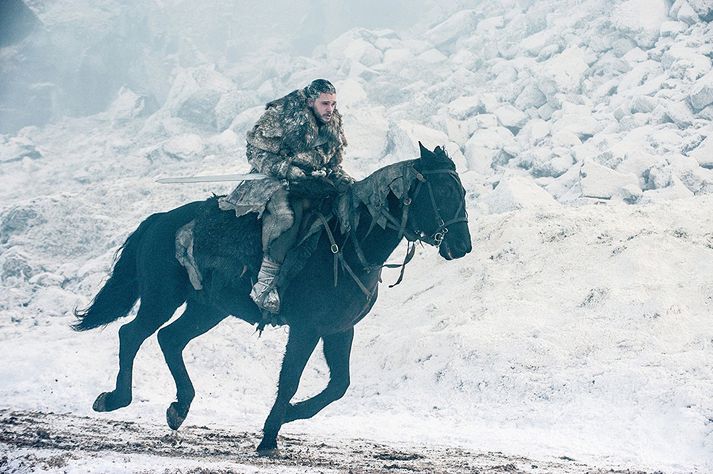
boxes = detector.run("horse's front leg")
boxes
[258,324,320,452]
[284,328,353,423]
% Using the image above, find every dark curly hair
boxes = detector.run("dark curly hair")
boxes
[304,79,336,100]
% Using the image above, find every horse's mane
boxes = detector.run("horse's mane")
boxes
[338,159,419,234]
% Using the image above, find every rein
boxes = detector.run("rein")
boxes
[316,162,468,301]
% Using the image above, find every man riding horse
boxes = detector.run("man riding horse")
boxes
[219,79,354,315]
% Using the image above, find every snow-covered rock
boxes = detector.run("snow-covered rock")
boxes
[0,136,43,163]
[689,134,713,169]
[640,176,695,202]
[425,10,480,50]
[154,133,205,161]
[541,46,589,92]
[688,71,713,112]
[494,104,528,130]
[448,95,484,119]
[580,160,642,202]
[611,0,668,48]
[107,87,154,126]
[481,175,559,214]
[514,84,547,110]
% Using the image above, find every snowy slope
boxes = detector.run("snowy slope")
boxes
[2,0,713,472]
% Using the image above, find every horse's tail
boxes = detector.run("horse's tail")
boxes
[72,214,160,332]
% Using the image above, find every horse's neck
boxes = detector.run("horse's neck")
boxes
[352,201,403,267]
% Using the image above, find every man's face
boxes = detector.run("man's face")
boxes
[309,92,337,124]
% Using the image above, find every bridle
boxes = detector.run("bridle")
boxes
[376,164,469,248]
[317,162,469,305]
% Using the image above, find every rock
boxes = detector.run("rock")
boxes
[0,250,34,282]
[612,0,668,48]
[690,134,713,169]
[552,130,582,147]
[464,145,499,175]
[688,71,713,111]
[580,160,642,200]
[514,84,547,110]
[674,155,713,194]
[494,104,528,130]
[482,175,559,214]
[630,95,658,113]
[552,103,601,139]
[0,206,46,245]
[662,45,711,81]
[386,120,449,161]
[418,49,448,64]
[520,147,574,178]
[214,90,256,131]
[165,66,235,130]
[662,100,695,128]
[343,107,389,164]
[175,89,222,128]
[689,0,713,21]
[611,37,638,58]
[622,47,648,63]
[659,21,688,36]
[108,87,154,126]
[542,46,589,92]
[517,119,550,147]
[425,10,480,50]
[448,96,484,119]
[159,134,205,161]
[670,0,700,24]
[642,164,673,190]
[0,135,42,163]
[640,176,695,202]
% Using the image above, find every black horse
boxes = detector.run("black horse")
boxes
[73,143,472,452]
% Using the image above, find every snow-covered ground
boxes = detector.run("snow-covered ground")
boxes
[2,0,713,472]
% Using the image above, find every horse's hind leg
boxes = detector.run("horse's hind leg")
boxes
[158,299,227,430]
[94,297,183,412]
[284,328,353,423]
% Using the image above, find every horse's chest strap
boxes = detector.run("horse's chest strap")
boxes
[317,213,373,300]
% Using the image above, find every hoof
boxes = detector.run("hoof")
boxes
[256,439,278,454]
[166,402,189,431]
[93,391,130,412]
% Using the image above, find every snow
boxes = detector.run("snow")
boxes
[2,0,713,472]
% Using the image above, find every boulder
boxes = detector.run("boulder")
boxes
[611,0,668,48]
[0,135,42,163]
[448,96,484,119]
[688,71,713,112]
[481,175,559,214]
[494,104,528,130]
[689,134,713,169]
[640,176,694,203]
[580,160,642,201]
[514,84,548,110]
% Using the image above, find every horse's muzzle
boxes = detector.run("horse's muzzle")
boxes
[439,237,472,260]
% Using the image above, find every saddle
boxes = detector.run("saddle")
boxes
[175,178,347,298]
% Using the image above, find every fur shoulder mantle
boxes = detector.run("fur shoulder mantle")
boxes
[263,89,346,155]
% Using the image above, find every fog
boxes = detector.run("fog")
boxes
[0,0,446,133]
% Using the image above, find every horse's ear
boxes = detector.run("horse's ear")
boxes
[418,141,431,159]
